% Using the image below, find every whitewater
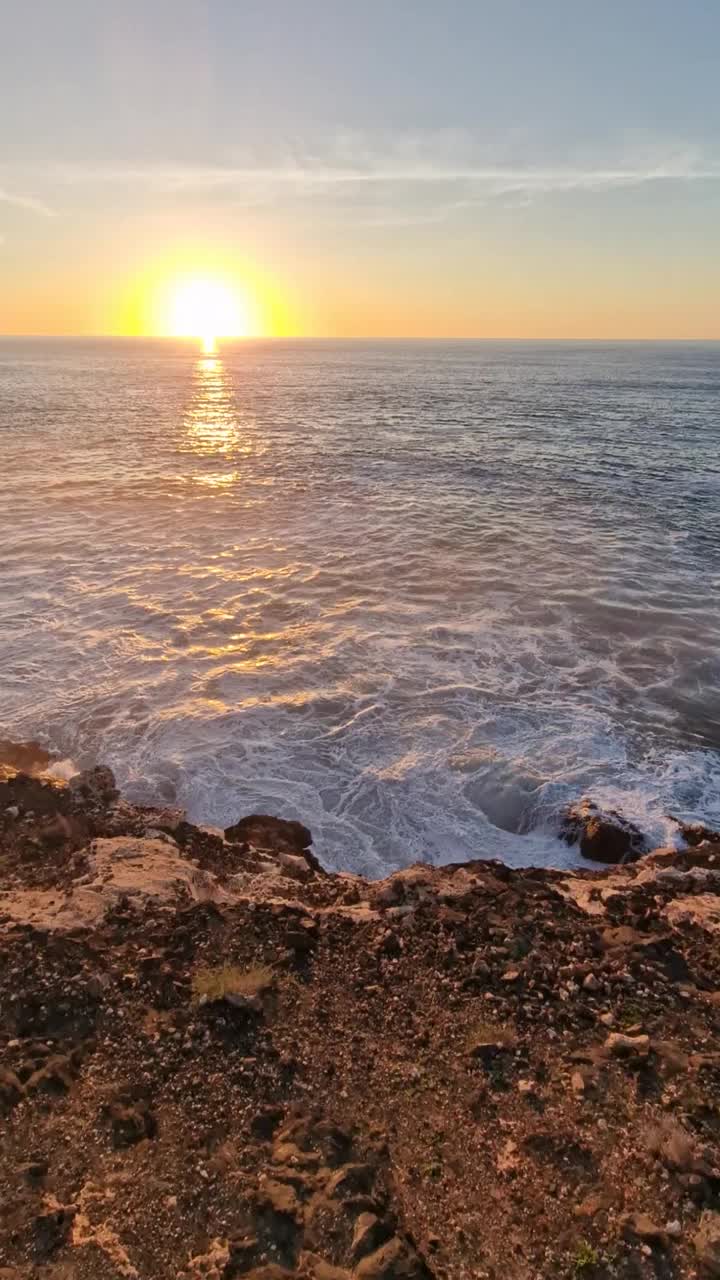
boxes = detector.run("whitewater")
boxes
[1,337,719,876]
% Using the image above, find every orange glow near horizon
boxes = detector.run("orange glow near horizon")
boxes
[111,252,296,340]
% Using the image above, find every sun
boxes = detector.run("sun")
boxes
[168,277,250,348]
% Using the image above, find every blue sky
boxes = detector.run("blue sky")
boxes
[1,0,719,335]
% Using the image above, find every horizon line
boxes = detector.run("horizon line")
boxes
[1,333,719,344]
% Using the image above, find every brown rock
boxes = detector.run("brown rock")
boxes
[677,819,720,847]
[560,798,646,863]
[574,1191,613,1219]
[0,739,55,774]
[621,1212,669,1248]
[351,1213,394,1261]
[108,1098,157,1147]
[604,1032,650,1059]
[299,1255,351,1280]
[26,1054,76,1096]
[0,1067,25,1111]
[694,1212,720,1275]
[325,1162,375,1200]
[239,1269,296,1280]
[354,1236,427,1279]
[467,1029,517,1062]
[648,1120,696,1172]
[257,1178,302,1220]
[224,813,313,854]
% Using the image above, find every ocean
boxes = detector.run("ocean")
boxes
[1,337,719,875]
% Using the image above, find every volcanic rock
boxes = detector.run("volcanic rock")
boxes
[560,798,647,863]
[224,813,313,854]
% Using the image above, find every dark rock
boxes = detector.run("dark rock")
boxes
[467,1030,517,1062]
[0,1067,25,1111]
[224,1236,260,1274]
[675,818,720,847]
[251,1105,285,1141]
[33,1207,75,1258]
[26,1054,76,1096]
[352,1213,394,1261]
[108,1097,157,1147]
[560,798,646,863]
[21,1158,49,1183]
[224,814,313,855]
[68,765,118,807]
[325,1162,376,1200]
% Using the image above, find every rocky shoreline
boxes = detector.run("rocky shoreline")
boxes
[2,753,720,1279]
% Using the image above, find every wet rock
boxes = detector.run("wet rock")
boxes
[560,799,646,863]
[0,739,55,774]
[68,765,119,807]
[224,814,313,855]
[694,1211,720,1275]
[675,819,720,847]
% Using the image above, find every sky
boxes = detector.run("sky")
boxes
[1,0,719,338]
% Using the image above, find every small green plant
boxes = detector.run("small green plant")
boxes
[573,1240,600,1273]
[618,999,645,1027]
[191,963,274,1006]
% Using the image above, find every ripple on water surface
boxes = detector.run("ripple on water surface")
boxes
[1,338,719,875]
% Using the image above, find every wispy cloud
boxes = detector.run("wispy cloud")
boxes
[7,133,719,233]
[0,187,55,217]
[48,158,720,195]
[42,131,720,199]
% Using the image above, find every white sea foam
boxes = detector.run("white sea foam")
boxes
[1,338,719,874]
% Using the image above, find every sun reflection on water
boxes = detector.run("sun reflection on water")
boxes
[184,348,240,459]
[180,344,267,495]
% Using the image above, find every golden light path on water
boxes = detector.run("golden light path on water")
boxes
[182,340,251,489]
[2,338,718,876]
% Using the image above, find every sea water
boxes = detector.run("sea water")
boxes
[1,338,719,875]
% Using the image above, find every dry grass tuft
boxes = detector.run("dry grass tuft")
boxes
[191,963,275,1006]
